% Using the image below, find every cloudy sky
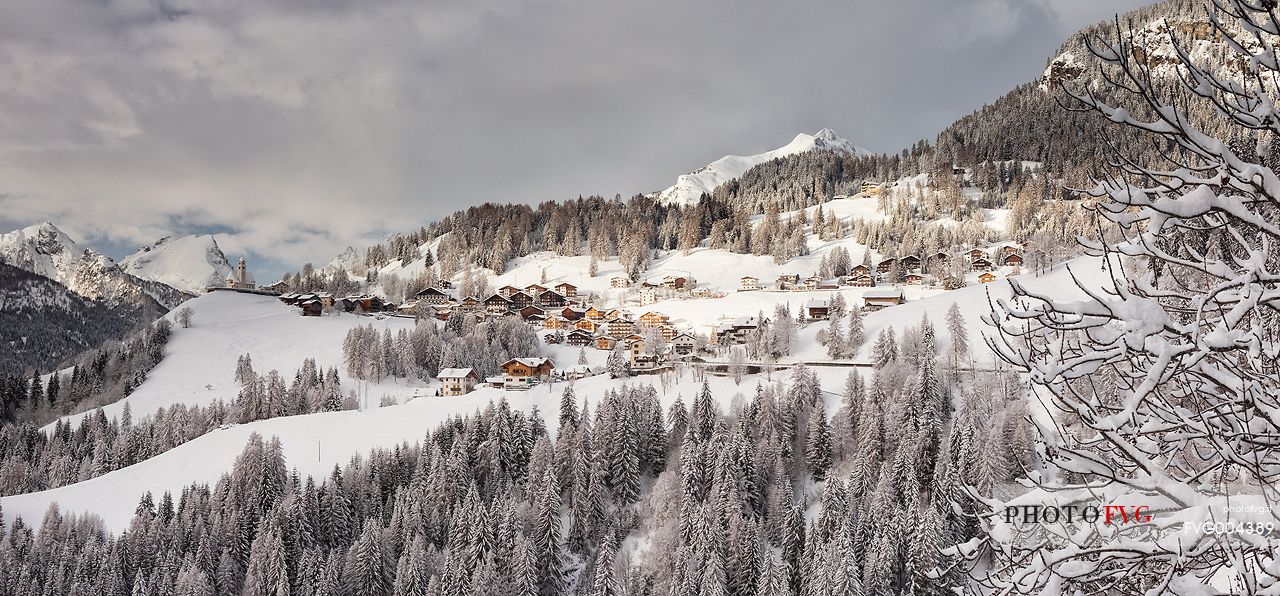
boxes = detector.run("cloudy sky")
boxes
[0,0,1150,279]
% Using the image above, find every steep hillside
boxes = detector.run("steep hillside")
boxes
[121,234,233,295]
[0,263,141,376]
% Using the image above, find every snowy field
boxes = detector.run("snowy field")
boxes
[5,365,846,533]
[5,254,1117,533]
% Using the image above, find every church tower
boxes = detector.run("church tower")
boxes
[236,256,247,286]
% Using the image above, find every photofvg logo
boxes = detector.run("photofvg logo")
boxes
[1001,501,1279,537]
[1002,504,1153,526]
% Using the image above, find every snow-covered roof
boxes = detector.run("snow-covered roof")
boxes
[503,357,554,368]
[805,299,829,308]
[864,289,904,299]
[437,368,476,379]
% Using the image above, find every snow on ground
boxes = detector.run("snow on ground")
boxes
[6,366,850,533]
[48,291,423,430]
[10,250,1113,533]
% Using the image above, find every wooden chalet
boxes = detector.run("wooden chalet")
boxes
[777,273,801,288]
[300,299,324,316]
[544,316,570,330]
[524,284,547,296]
[519,305,546,321]
[416,287,451,305]
[500,358,555,390]
[561,306,585,321]
[497,285,522,298]
[484,294,512,314]
[606,319,636,337]
[1003,253,1024,267]
[978,272,997,284]
[851,264,871,276]
[575,319,600,333]
[585,306,605,320]
[970,258,993,272]
[638,312,670,328]
[967,248,987,260]
[566,329,594,346]
[806,299,831,320]
[863,289,905,311]
[714,317,760,345]
[848,274,875,287]
[900,255,921,272]
[662,275,692,290]
[536,290,567,308]
[903,273,925,285]
[876,258,896,274]
[554,282,577,297]
[508,291,534,309]
[460,296,481,312]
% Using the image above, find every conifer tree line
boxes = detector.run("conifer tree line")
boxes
[341,315,542,383]
[1,318,172,427]
[0,356,351,497]
[0,321,1033,596]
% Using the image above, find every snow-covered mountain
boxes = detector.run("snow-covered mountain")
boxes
[656,128,869,205]
[0,262,140,375]
[0,222,189,309]
[122,234,233,295]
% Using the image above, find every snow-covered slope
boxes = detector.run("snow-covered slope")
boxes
[4,254,1114,533]
[656,128,869,205]
[121,235,233,295]
[5,368,802,532]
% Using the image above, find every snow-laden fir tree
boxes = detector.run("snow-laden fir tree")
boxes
[965,1,1280,591]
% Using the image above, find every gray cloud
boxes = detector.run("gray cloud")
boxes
[0,0,1151,278]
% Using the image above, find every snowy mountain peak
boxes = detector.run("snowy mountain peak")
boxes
[1,221,94,281]
[0,221,190,308]
[657,128,869,206]
[121,234,233,295]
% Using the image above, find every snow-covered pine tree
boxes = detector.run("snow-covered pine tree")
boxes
[824,313,845,360]
[969,2,1280,590]
[804,401,832,480]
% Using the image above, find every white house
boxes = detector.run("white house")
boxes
[739,276,761,291]
[437,368,479,396]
